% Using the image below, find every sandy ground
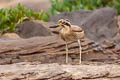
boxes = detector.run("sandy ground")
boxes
[0,2,8,8]
[0,0,13,8]
[0,0,51,11]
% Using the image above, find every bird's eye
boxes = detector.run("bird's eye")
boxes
[62,22,65,24]
[64,22,71,27]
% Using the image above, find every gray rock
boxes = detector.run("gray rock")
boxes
[49,8,118,43]
[16,21,53,38]
[49,10,92,25]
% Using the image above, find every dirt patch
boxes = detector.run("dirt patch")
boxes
[0,0,51,12]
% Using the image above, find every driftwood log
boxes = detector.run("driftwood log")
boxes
[0,62,120,80]
[0,36,120,65]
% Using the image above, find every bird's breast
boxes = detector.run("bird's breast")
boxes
[60,29,77,41]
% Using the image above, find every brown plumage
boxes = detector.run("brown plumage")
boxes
[50,19,85,64]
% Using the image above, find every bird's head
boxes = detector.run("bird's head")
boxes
[58,19,71,27]
[49,19,71,28]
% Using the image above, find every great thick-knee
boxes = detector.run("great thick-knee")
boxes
[50,19,85,64]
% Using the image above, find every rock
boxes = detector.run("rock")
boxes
[0,36,119,65]
[0,62,120,80]
[0,33,21,40]
[49,8,118,43]
[49,10,92,25]
[0,0,50,12]
[16,20,54,38]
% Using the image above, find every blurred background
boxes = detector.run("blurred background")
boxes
[0,0,120,33]
[0,0,50,12]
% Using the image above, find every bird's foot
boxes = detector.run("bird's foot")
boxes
[65,61,72,65]
[78,63,82,65]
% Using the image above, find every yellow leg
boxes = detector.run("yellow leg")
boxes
[65,42,68,64]
[78,39,82,64]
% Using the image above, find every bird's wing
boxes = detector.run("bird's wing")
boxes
[71,25,83,32]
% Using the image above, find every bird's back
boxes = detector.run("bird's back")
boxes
[71,25,85,39]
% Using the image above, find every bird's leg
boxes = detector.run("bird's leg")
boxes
[65,41,69,64]
[78,39,82,64]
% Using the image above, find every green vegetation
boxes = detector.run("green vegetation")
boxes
[50,0,120,15]
[0,4,50,33]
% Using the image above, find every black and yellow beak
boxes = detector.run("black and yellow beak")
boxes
[49,25,58,28]
[58,23,62,27]
[49,23,63,28]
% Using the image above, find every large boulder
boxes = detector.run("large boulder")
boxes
[49,8,118,43]
[16,20,54,38]
[49,10,92,25]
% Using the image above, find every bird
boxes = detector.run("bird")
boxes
[50,19,85,64]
